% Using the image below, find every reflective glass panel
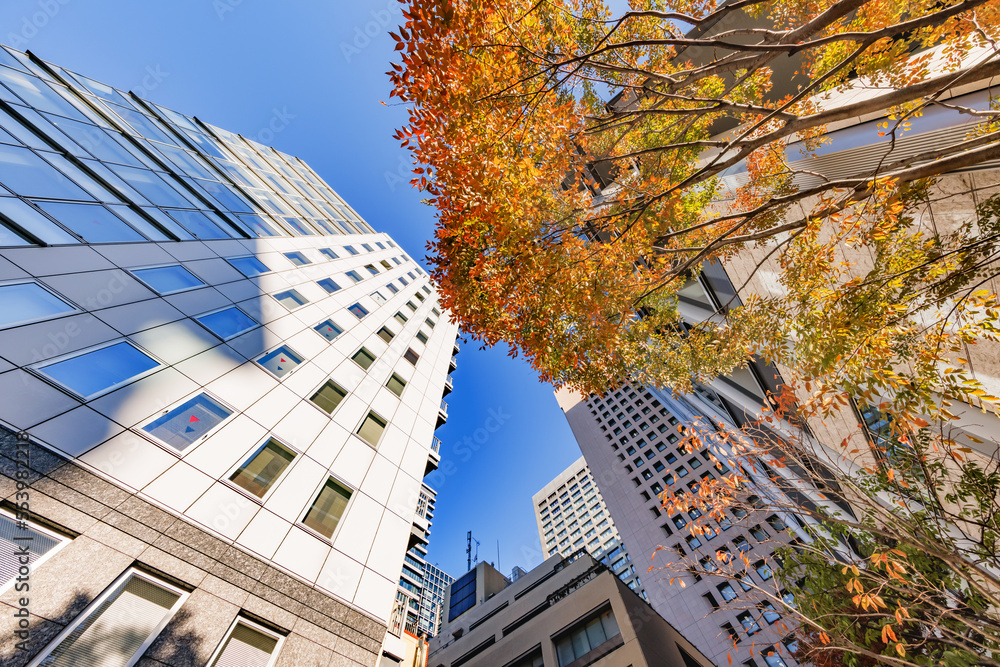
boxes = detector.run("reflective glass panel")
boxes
[273,289,307,310]
[133,265,204,294]
[317,278,340,293]
[0,144,91,200]
[314,319,343,341]
[35,202,144,243]
[256,346,302,378]
[142,393,232,450]
[39,341,159,398]
[0,282,74,327]
[310,381,347,414]
[227,255,269,277]
[0,197,76,244]
[229,439,295,498]
[197,307,257,340]
[302,478,352,539]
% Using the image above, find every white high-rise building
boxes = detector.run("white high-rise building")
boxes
[532,457,645,597]
[0,44,458,667]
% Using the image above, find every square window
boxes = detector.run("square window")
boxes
[314,319,343,341]
[142,393,232,451]
[196,307,257,340]
[0,281,75,328]
[377,326,394,343]
[361,243,374,252]
[0,512,65,593]
[284,251,310,266]
[403,348,419,365]
[364,264,379,275]
[302,477,352,539]
[319,248,338,260]
[229,438,295,498]
[394,312,408,326]
[226,255,270,277]
[380,260,392,270]
[343,244,359,255]
[399,276,408,286]
[348,303,368,319]
[352,347,376,370]
[386,283,399,294]
[425,318,436,329]
[317,278,341,293]
[38,341,159,398]
[370,290,386,304]
[406,300,417,312]
[272,289,308,310]
[256,346,303,378]
[416,330,428,344]
[387,373,406,396]
[210,620,281,666]
[357,411,387,446]
[310,380,348,414]
[132,265,204,295]
[345,270,362,283]
[415,292,425,302]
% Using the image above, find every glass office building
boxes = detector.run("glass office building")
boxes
[0,44,458,667]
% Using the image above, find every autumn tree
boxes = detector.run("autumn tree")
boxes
[388,0,1000,664]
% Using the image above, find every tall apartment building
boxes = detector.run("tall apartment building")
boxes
[0,44,459,667]
[532,456,644,597]
[556,382,806,667]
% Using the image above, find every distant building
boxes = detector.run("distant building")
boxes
[428,555,714,667]
[532,456,645,598]
[419,562,455,637]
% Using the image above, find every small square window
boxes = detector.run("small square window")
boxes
[377,326,394,343]
[0,281,75,328]
[310,380,348,414]
[415,292,425,302]
[226,256,270,277]
[425,318,435,329]
[422,286,431,295]
[352,347,376,370]
[380,260,392,270]
[361,243,373,252]
[403,348,419,365]
[375,242,385,249]
[284,251,311,266]
[394,311,408,326]
[406,300,417,312]
[392,257,402,265]
[314,319,343,341]
[348,303,368,319]
[132,265,205,295]
[273,289,308,310]
[357,411,387,446]
[364,264,379,275]
[432,307,440,317]
[196,307,257,340]
[142,393,232,451]
[38,341,159,399]
[317,278,341,293]
[407,271,416,279]
[386,283,399,294]
[229,438,295,498]
[399,276,408,286]
[257,346,303,378]
[302,477,352,538]
[416,330,428,344]
[386,373,406,396]
[370,290,386,304]
[343,245,359,255]
[345,270,362,283]
[319,248,338,260]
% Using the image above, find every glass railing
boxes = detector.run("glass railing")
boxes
[440,399,448,416]
[432,437,442,453]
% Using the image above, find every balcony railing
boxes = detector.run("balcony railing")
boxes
[439,400,448,417]
[432,437,442,453]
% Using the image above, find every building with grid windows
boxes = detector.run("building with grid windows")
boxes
[532,457,644,598]
[418,561,454,637]
[0,44,459,667]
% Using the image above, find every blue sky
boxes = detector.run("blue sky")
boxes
[1,0,585,578]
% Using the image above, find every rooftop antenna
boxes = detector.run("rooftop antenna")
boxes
[466,531,480,571]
